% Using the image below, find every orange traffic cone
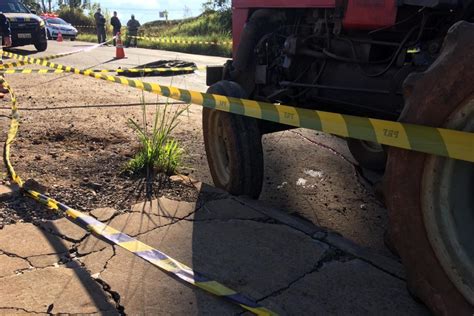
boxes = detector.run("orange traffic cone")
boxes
[57,31,63,42]
[115,33,125,59]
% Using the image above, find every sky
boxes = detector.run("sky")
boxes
[95,0,208,23]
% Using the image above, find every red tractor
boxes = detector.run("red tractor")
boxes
[203,0,473,314]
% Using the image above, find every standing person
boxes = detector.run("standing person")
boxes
[94,8,106,44]
[126,15,140,48]
[0,11,12,99]
[110,11,121,46]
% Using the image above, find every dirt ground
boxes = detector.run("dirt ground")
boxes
[0,41,392,258]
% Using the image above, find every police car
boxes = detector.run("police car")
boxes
[0,0,48,51]
[41,14,78,41]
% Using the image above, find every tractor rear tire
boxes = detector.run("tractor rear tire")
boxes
[203,80,264,198]
[385,21,474,314]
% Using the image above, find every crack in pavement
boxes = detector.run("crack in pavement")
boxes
[77,243,125,315]
[0,253,34,279]
[129,204,202,238]
[234,197,405,281]
[253,247,354,306]
[74,243,108,258]
[36,223,87,244]
[291,131,355,165]
[93,276,125,315]
[82,246,117,278]
[291,130,385,204]
[315,233,405,281]
[54,245,122,315]
[182,216,277,225]
[129,205,280,238]
[0,249,35,267]
[100,246,116,275]
[0,306,50,315]
[0,252,76,279]
[89,209,126,224]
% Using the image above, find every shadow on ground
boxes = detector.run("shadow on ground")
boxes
[0,181,427,315]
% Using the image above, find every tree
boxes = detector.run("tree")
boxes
[202,0,229,12]
[82,0,90,10]
[23,0,42,12]
[67,0,82,9]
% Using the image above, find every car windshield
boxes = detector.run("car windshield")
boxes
[46,18,68,25]
[0,0,30,13]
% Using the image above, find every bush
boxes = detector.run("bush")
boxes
[142,11,231,38]
[57,7,93,26]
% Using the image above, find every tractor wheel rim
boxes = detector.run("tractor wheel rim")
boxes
[422,96,474,304]
[210,111,230,186]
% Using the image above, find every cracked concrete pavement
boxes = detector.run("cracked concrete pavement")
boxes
[0,182,429,315]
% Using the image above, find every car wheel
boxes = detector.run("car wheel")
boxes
[34,41,47,52]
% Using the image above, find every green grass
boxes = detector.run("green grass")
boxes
[77,32,232,57]
[77,33,97,43]
[126,96,188,177]
[143,11,232,38]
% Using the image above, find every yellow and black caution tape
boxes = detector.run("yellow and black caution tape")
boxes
[0,68,113,74]
[0,67,205,75]
[0,51,80,72]
[73,25,95,28]
[130,35,232,46]
[0,68,70,74]
[0,60,30,69]
[0,66,206,74]
[72,25,232,46]
[6,36,114,63]
[2,79,23,187]
[4,50,473,163]
[0,75,276,315]
[116,66,205,73]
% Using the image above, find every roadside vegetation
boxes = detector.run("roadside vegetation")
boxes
[77,31,231,57]
[126,94,188,179]
[76,3,232,57]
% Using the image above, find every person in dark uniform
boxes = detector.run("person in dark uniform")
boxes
[126,15,140,48]
[94,8,106,44]
[0,12,12,98]
[110,11,121,46]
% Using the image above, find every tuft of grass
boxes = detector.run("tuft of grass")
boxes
[126,97,188,177]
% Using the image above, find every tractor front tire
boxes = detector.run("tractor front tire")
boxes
[385,21,474,314]
[347,139,387,171]
[203,81,264,198]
